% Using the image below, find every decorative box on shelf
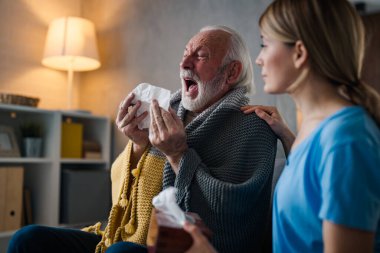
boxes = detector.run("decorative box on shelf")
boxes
[0,166,24,232]
[0,93,39,107]
[61,122,83,158]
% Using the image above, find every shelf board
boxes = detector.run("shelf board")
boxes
[60,110,109,120]
[0,158,53,164]
[60,158,108,164]
[0,229,17,238]
[0,103,54,114]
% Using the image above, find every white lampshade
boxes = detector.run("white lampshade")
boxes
[42,16,100,109]
[42,16,100,71]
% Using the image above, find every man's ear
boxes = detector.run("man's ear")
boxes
[293,40,308,69]
[226,61,243,85]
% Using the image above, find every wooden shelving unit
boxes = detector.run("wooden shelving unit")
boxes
[0,104,111,251]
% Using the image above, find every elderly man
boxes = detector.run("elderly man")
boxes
[7,26,276,253]
[112,25,276,252]
[145,26,277,253]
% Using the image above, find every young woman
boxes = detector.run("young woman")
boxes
[185,0,380,252]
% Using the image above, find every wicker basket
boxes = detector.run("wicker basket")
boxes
[0,93,40,107]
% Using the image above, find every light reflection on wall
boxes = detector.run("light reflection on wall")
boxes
[0,0,82,110]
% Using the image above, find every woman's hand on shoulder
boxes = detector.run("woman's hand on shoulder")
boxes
[241,105,288,137]
[241,105,295,157]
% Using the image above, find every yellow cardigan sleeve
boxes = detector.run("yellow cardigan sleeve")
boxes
[93,141,166,253]
[110,142,132,205]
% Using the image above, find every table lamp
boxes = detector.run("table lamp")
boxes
[42,16,101,109]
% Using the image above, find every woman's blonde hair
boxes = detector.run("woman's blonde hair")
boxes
[259,0,380,125]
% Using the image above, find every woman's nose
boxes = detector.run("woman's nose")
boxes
[255,55,263,66]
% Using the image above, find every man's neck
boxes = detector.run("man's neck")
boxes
[184,110,199,126]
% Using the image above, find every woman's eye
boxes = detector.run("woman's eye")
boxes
[260,44,267,48]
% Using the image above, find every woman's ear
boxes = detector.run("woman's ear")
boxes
[226,61,243,85]
[293,40,308,69]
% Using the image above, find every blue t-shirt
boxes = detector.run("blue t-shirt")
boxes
[273,106,380,253]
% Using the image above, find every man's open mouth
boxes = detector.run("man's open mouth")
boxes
[184,78,198,92]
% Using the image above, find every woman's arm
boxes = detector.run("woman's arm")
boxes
[323,221,375,253]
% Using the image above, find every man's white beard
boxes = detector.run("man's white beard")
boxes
[180,68,227,112]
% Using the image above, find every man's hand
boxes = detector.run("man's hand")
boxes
[149,99,187,173]
[183,222,218,253]
[115,93,149,164]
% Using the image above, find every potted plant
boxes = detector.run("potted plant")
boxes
[20,122,43,157]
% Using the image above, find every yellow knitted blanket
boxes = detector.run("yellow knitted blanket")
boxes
[83,141,166,253]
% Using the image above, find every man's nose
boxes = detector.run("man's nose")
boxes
[180,55,193,70]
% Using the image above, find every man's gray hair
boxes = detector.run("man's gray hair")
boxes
[200,25,255,94]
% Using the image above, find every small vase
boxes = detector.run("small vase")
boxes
[23,138,42,157]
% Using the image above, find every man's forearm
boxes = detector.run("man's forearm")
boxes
[167,150,186,175]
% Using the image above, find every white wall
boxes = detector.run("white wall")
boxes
[81,0,297,158]
[0,0,297,160]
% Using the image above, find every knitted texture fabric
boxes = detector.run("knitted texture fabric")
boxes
[163,87,277,253]
[85,141,166,253]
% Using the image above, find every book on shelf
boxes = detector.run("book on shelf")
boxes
[84,151,102,159]
[83,140,102,159]
[22,188,33,226]
[61,122,83,158]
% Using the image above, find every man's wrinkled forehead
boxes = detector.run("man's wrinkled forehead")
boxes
[186,30,230,56]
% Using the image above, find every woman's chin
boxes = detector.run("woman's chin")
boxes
[264,84,285,94]
[263,85,276,94]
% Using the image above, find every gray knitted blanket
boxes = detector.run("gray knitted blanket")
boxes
[163,87,277,253]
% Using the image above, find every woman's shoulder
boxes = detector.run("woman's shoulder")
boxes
[320,106,380,147]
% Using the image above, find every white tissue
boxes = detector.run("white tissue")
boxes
[131,83,171,129]
[152,187,187,227]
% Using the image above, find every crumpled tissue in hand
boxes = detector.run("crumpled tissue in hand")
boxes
[131,83,171,129]
[152,187,194,227]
